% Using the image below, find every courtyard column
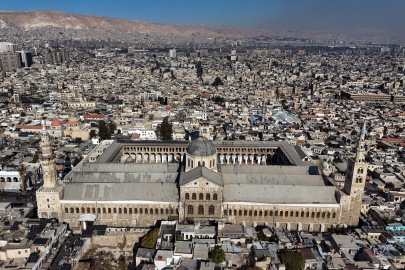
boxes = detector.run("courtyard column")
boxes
[220,155,224,164]
[250,155,253,164]
[298,223,302,231]
[257,157,261,165]
[245,156,248,165]
[156,155,159,163]
[287,223,291,231]
[226,155,230,164]
[232,156,236,164]
[238,156,242,164]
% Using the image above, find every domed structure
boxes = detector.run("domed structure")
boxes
[68,117,79,125]
[186,137,217,172]
[187,137,216,156]
[51,119,62,127]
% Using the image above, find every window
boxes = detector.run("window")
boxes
[213,194,218,200]
[113,208,117,214]
[264,210,268,216]
[150,208,153,215]
[47,199,49,202]
[165,209,168,214]
[119,208,122,214]
[280,211,283,217]
[92,208,95,214]
[239,210,242,216]
[296,211,299,217]
[306,212,309,218]
[124,208,127,214]
[108,208,111,214]
[87,208,90,213]
[199,193,204,200]
[171,208,174,214]
[269,211,273,216]
[311,212,315,218]
[161,209,164,214]
[155,208,159,215]
[192,193,196,200]
[139,208,142,214]
[206,193,210,200]
[76,208,79,213]
[81,207,85,213]
[259,210,262,216]
[224,210,227,216]
[275,211,278,217]
[185,193,190,200]
[188,205,194,214]
[129,208,132,214]
[103,208,106,214]
[65,208,68,213]
[244,210,247,216]
[285,211,289,217]
[70,208,74,213]
[249,210,253,216]
[209,205,214,215]
[327,212,330,218]
[198,205,204,215]
[145,208,148,214]
[322,212,325,218]
[18,251,21,254]
[332,212,336,218]
[316,212,320,218]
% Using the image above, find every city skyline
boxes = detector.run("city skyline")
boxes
[1,0,404,35]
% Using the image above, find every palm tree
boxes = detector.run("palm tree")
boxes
[18,166,27,194]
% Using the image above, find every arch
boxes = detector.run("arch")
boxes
[311,212,315,218]
[244,210,247,216]
[356,177,362,183]
[65,208,68,213]
[185,193,190,200]
[213,194,218,200]
[135,208,138,214]
[188,205,194,215]
[285,211,289,217]
[103,208,106,214]
[198,161,201,166]
[206,193,210,200]
[264,210,268,216]
[322,212,325,218]
[170,208,174,215]
[239,210,242,216]
[192,193,196,200]
[224,210,227,216]
[316,212,320,218]
[6,177,11,182]
[275,211,278,217]
[210,160,212,167]
[332,212,336,218]
[306,212,310,218]
[87,207,90,213]
[13,177,18,182]
[280,211,283,217]
[81,207,85,213]
[113,208,117,214]
[0,177,4,182]
[208,205,214,215]
[199,193,204,200]
[140,208,143,214]
[327,212,331,218]
[70,207,74,213]
[145,208,148,214]
[155,208,159,215]
[249,210,253,216]
[234,210,237,216]
[254,210,258,216]
[98,208,101,214]
[124,208,127,214]
[259,210,262,216]
[357,168,364,174]
[203,161,205,166]
[269,211,273,216]
[166,209,169,215]
[198,205,204,215]
[129,208,132,214]
[301,211,304,217]
[76,208,80,213]
[150,208,153,215]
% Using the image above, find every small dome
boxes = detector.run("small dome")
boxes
[51,119,62,127]
[69,117,79,125]
[187,137,216,156]
[242,106,249,113]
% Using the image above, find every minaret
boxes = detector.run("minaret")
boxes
[340,121,367,226]
[202,105,207,121]
[40,121,58,188]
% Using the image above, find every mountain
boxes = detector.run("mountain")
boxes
[0,10,402,43]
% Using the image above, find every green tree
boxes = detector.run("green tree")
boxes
[257,231,269,241]
[280,249,305,270]
[89,130,97,138]
[18,166,27,194]
[140,228,159,249]
[160,117,173,140]
[108,122,117,133]
[31,156,39,163]
[328,225,343,233]
[98,121,111,140]
[73,157,83,167]
[209,248,225,264]
[212,77,224,86]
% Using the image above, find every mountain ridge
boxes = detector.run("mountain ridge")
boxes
[0,10,402,43]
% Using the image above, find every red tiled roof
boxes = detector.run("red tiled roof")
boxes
[83,114,105,119]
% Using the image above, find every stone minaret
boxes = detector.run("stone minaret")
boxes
[37,121,63,220]
[40,121,57,188]
[340,121,367,226]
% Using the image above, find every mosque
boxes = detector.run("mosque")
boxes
[36,123,368,231]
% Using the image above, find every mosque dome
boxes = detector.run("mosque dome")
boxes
[68,117,79,125]
[51,119,62,127]
[187,137,216,156]
[242,106,249,113]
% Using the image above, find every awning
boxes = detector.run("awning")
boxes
[77,214,97,222]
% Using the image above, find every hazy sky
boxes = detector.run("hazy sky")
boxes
[2,0,405,34]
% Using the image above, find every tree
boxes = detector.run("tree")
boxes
[280,249,305,270]
[328,225,343,233]
[18,166,27,194]
[89,130,97,138]
[257,231,269,241]
[108,122,117,133]
[73,157,83,167]
[209,248,225,264]
[98,121,111,140]
[31,156,39,163]
[141,228,159,249]
[212,77,224,86]
[160,117,173,140]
